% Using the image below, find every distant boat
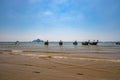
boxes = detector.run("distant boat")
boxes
[15,41,19,45]
[59,40,63,46]
[82,40,99,45]
[44,40,49,45]
[89,40,99,45]
[82,40,90,45]
[116,42,120,45]
[73,41,78,45]
[82,42,89,45]
[32,39,44,42]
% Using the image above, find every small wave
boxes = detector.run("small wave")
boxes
[23,50,69,54]
[12,52,120,63]
[12,50,23,53]
[53,56,120,63]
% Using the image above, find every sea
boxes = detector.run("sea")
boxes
[0,42,120,61]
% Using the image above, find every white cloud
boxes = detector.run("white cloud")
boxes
[43,11,53,16]
[29,0,41,3]
[52,0,68,4]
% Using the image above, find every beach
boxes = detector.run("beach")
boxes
[0,42,120,80]
[1,0,120,79]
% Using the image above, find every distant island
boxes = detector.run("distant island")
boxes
[32,39,44,42]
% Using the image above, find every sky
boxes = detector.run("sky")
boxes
[0,0,120,41]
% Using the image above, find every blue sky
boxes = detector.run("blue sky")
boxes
[0,0,120,41]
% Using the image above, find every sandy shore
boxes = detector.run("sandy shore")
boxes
[0,50,120,80]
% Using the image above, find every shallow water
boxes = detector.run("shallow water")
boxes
[0,42,120,60]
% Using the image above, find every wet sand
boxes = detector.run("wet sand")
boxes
[0,50,120,80]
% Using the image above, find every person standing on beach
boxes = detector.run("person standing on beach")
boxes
[44,40,49,46]
[59,40,63,46]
